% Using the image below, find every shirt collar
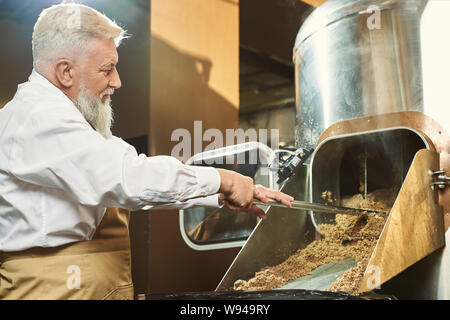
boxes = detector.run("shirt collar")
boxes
[26,69,111,139]
[28,69,76,106]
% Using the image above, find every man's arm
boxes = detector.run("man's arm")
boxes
[8,107,292,213]
[7,107,221,210]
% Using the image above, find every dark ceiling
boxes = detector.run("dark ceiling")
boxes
[239,0,314,115]
[240,0,314,63]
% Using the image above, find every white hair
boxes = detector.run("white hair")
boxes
[32,3,127,71]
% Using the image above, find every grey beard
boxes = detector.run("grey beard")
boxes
[74,84,114,139]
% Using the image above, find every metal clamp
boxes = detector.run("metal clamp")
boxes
[430,169,449,190]
[276,148,313,184]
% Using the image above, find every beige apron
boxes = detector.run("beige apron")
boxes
[0,208,134,300]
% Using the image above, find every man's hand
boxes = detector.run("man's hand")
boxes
[217,169,293,219]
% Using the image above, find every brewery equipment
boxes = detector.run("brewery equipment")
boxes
[214,0,449,295]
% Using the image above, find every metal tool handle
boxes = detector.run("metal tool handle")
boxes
[253,198,386,217]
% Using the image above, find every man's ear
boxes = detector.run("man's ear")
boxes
[54,59,75,88]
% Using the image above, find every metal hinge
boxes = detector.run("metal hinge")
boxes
[430,169,449,190]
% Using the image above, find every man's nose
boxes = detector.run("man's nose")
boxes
[109,68,122,89]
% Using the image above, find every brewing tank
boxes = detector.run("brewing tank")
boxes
[293,0,449,151]
[215,0,449,297]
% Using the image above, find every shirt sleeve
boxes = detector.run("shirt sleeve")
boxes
[141,193,221,210]
[7,105,221,211]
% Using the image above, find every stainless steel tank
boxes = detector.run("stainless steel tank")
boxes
[216,0,450,298]
[293,0,450,152]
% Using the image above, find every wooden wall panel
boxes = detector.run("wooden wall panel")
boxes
[299,0,327,7]
[148,0,240,294]
[150,0,239,157]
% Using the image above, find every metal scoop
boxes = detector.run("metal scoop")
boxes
[253,198,387,217]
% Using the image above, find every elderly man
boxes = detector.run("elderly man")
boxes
[0,4,293,299]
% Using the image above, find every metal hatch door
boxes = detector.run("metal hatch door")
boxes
[179,142,279,251]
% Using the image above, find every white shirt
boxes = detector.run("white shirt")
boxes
[0,70,221,252]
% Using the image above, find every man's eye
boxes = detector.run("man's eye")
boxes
[103,69,112,75]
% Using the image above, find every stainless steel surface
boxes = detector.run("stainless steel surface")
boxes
[278,258,356,291]
[216,164,312,291]
[293,0,449,152]
[254,198,385,216]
